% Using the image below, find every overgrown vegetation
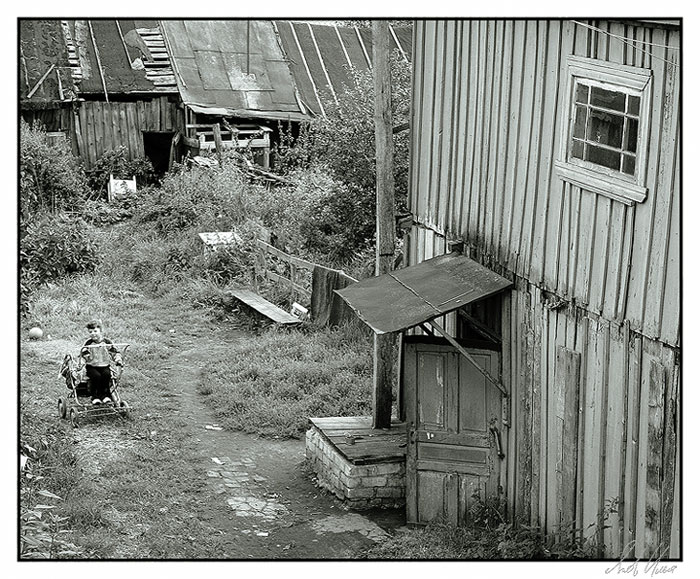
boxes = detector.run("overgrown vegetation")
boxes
[19,50,412,310]
[20,119,90,219]
[200,324,374,438]
[273,53,411,263]
[86,145,156,194]
[365,497,603,560]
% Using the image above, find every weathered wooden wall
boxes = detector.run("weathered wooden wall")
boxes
[407,19,681,557]
[72,96,181,168]
[500,278,680,559]
[21,106,81,157]
[408,19,680,348]
[406,224,680,559]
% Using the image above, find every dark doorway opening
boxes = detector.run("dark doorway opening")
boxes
[143,131,175,177]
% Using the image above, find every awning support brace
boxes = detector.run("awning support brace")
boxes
[427,319,508,397]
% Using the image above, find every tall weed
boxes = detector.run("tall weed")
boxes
[20,119,90,218]
[201,325,375,438]
[135,164,253,236]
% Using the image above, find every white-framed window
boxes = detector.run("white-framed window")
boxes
[555,56,652,205]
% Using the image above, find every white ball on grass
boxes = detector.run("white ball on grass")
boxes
[28,327,43,340]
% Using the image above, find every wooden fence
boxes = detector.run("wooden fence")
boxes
[255,239,313,303]
[254,239,361,328]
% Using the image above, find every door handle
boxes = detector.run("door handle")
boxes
[409,429,416,444]
[489,425,505,459]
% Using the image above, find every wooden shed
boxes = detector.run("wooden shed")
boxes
[20,19,182,174]
[20,19,412,175]
[342,19,680,559]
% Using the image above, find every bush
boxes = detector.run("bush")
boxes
[20,120,90,219]
[272,52,412,262]
[274,53,411,201]
[87,146,156,195]
[80,196,137,226]
[20,213,100,310]
[135,164,252,236]
[298,177,374,264]
[245,166,370,265]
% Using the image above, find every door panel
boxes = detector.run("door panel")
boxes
[416,352,448,428]
[458,474,486,526]
[416,471,448,523]
[404,338,502,526]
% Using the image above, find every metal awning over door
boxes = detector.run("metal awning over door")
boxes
[335,252,513,395]
[335,252,512,335]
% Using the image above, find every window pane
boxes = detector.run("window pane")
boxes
[573,105,587,139]
[587,109,624,148]
[586,145,621,171]
[628,95,640,116]
[575,84,589,104]
[624,118,638,153]
[622,154,636,175]
[591,86,626,112]
[571,139,584,160]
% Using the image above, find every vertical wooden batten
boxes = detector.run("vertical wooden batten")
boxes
[556,346,581,533]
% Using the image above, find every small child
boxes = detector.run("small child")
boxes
[80,319,122,405]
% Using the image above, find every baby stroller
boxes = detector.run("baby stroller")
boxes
[57,344,131,428]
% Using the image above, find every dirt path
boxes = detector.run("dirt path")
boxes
[67,310,404,559]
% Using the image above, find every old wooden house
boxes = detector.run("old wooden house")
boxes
[337,18,680,559]
[20,19,412,175]
[20,19,182,174]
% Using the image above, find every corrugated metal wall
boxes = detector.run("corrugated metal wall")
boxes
[74,96,180,168]
[409,20,680,347]
[407,20,680,558]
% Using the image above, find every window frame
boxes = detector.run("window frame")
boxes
[555,55,652,205]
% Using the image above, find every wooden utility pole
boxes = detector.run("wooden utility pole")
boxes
[372,21,396,429]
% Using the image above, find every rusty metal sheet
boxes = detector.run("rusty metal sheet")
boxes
[335,253,512,334]
[161,19,307,119]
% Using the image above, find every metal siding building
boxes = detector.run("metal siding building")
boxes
[406,19,680,558]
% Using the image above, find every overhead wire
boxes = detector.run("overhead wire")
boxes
[572,20,680,69]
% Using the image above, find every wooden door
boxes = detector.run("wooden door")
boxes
[403,338,503,526]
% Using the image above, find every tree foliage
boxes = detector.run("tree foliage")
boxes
[273,52,412,262]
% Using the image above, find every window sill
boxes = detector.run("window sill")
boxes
[554,161,647,205]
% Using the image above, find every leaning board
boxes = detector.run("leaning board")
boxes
[228,288,300,325]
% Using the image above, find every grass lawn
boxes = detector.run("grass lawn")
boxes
[200,323,375,438]
[19,273,379,558]
[20,277,242,558]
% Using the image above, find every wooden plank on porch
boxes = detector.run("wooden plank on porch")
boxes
[309,416,406,464]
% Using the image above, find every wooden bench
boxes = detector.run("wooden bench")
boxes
[228,288,301,325]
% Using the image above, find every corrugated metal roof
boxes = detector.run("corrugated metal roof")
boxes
[160,20,308,121]
[20,19,413,120]
[335,252,512,335]
[274,21,413,117]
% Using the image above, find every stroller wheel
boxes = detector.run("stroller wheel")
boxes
[57,398,67,419]
[69,408,80,428]
[118,400,130,417]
